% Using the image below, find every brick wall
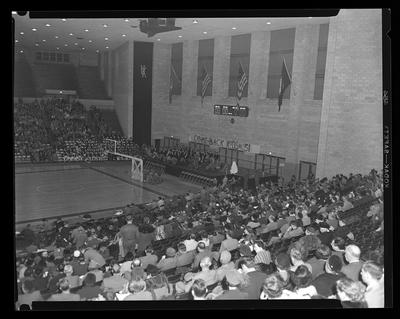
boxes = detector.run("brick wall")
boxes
[316,9,383,178]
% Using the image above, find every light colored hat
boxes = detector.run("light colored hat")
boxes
[73,250,81,258]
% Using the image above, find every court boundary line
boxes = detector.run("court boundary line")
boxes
[15,167,87,175]
[82,163,168,198]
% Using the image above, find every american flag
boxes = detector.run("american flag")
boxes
[201,65,211,105]
[236,62,248,106]
[169,64,180,104]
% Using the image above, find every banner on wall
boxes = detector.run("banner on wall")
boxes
[192,135,251,152]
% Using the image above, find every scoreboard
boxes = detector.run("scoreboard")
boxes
[214,104,249,117]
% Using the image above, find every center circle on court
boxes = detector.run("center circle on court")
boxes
[36,184,85,194]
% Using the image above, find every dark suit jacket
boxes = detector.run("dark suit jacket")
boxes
[119,224,140,244]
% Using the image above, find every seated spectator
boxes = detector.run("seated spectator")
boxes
[63,264,80,289]
[216,251,235,282]
[360,261,384,308]
[157,247,177,272]
[119,252,134,273]
[101,263,128,293]
[290,265,318,298]
[190,279,209,300]
[289,248,312,273]
[77,273,102,300]
[342,245,363,281]
[330,237,346,267]
[139,246,158,270]
[215,270,249,300]
[86,260,104,283]
[253,240,272,265]
[70,224,88,249]
[307,244,332,280]
[260,274,300,300]
[130,258,147,281]
[283,220,304,239]
[219,231,239,254]
[237,258,267,299]
[183,233,198,252]
[123,279,153,300]
[176,242,195,269]
[69,250,89,276]
[47,263,67,294]
[192,256,218,287]
[274,252,293,290]
[312,255,345,298]
[336,277,367,308]
[192,242,218,271]
[48,278,81,301]
[16,279,43,310]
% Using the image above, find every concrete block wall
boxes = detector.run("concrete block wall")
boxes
[152,25,323,181]
[316,9,383,178]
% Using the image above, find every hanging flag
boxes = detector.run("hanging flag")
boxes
[278,57,292,112]
[201,65,211,106]
[169,64,180,104]
[236,62,248,107]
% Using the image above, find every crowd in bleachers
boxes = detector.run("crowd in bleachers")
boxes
[15,169,384,308]
[14,98,119,163]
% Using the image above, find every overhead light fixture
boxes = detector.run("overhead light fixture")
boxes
[45,23,51,27]
[35,43,39,46]
[124,19,129,22]
[32,28,37,31]
[232,27,237,30]
[61,19,67,21]
[122,34,126,37]
[84,29,89,32]
[157,38,160,41]
[20,32,24,35]
[88,40,93,42]
[55,35,59,38]
[15,39,18,43]
[82,47,85,50]
[105,46,109,49]
[308,17,312,19]
[56,47,60,50]
[103,24,108,27]
[74,42,78,45]
[20,50,24,53]
[12,11,17,15]
[203,31,207,34]
[42,39,46,42]
[178,35,182,38]
[69,33,74,36]
[105,37,109,40]
[96,50,99,53]
[64,44,68,46]
[193,19,198,24]
[267,22,271,25]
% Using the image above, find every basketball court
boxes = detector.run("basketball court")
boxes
[14,161,202,227]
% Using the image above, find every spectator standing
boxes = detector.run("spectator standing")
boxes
[48,278,81,301]
[342,245,364,281]
[118,215,140,258]
[360,261,384,308]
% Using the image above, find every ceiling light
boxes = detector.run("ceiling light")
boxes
[157,39,160,41]
[64,44,68,46]
[105,46,109,49]
[61,19,67,21]
[103,24,108,27]
[266,21,271,25]
[105,37,109,40]
[308,17,312,19]
[45,23,51,27]
[193,19,198,24]
[20,50,23,53]
[203,31,207,34]
[232,27,236,30]
[12,11,17,15]
[15,39,18,43]
[74,43,78,45]
[69,33,74,36]
[56,47,60,50]
[178,35,182,38]
[84,29,89,32]
[96,50,99,53]
[20,32,24,35]
[124,19,129,22]
[82,47,85,50]
[55,35,59,38]
[32,28,37,31]
[88,40,93,42]
[35,43,39,46]
[122,34,126,37]
[42,39,46,42]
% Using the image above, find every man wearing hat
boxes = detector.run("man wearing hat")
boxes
[192,242,218,271]
[192,256,218,287]
[307,244,332,280]
[83,243,106,268]
[215,270,249,300]
[101,263,129,293]
[118,214,140,258]
[219,231,239,254]
[63,264,80,289]
[311,255,345,298]
[157,247,177,272]
[69,250,89,276]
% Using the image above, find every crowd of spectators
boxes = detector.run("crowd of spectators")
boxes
[14,98,118,163]
[15,168,384,309]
